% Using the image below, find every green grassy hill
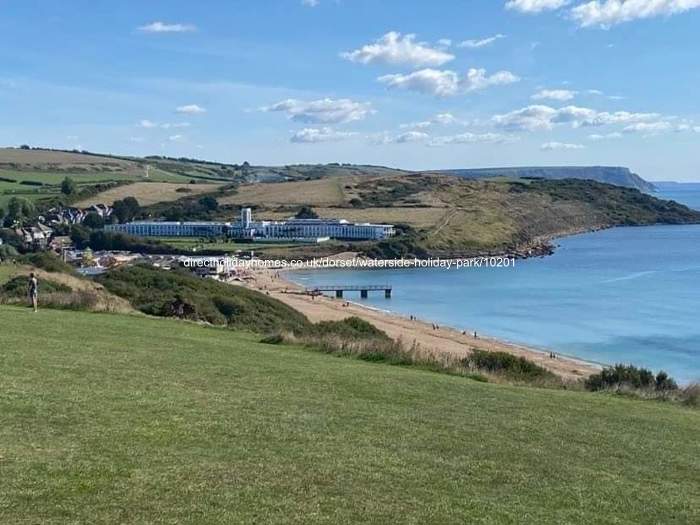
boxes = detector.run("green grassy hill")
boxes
[221,174,700,259]
[1,306,698,524]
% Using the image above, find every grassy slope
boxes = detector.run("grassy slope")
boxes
[214,174,700,258]
[1,306,698,524]
[0,149,216,209]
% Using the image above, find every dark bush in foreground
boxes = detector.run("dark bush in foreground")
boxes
[313,317,389,340]
[585,364,678,392]
[461,349,555,382]
[1,276,72,296]
[21,252,76,274]
[97,264,310,333]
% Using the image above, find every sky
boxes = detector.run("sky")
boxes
[1,0,699,180]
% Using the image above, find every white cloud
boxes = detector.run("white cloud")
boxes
[492,105,559,131]
[400,120,433,130]
[379,69,460,96]
[160,122,191,129]
[379,68,519,97]
[458,34,506,49]
[493,104,660,131]
[373,131,432,145]
[532,89,577,101]
[400,112,459,129]
[623,121,675,134]
[176,104,206,114]
[464,68,520,91]
[290,127,358,143]
[430,132,514,146]
[341,32,454,67]
[437,38,453,48]
[434,112,458,125]
[571,0,700,28]
[139,119,191,129]
[505,0,570,13]
[138,21,196,33]
[301,0,320,6]
[588,132,623,140]
[541,141,585,150]
[261,98,374,124]
[168,134,184,142]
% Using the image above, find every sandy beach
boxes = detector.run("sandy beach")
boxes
[236,264,599,381]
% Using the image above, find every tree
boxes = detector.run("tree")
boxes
[198,196,218,212]
[61,177,77,195]
[6,197,34,225]
[113,197,140,223]
[295,206,318,219]
[70,224,91,249]
[82,212,105,229]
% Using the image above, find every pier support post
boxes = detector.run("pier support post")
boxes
[385,289,392,298]
[360,289,368,299]
[335,290,343,299]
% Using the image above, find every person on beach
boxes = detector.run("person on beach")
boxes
[27,273,38,312]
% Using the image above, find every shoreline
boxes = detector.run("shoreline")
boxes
[235,265,600,381]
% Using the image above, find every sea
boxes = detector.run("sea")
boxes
[288,183,700,383]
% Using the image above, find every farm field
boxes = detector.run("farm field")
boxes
[0,148,221,210]
[0,305,698,524]
[74,181,223,207]
[219,177,350,207]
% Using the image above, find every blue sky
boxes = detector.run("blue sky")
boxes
[1,0,699,180]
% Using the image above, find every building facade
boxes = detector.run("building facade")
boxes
[105,208,395,241]
[105,221,231,238]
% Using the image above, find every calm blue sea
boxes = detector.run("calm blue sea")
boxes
[289,185,700,383]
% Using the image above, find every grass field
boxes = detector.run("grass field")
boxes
[74,181,223,207]
[1,305,698,524]
[219,177,350,207]
[0,148,216,209]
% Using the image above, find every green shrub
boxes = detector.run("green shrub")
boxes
[584,364,679,392]
[313,317,389,340]
[97,265,310,333]
[1,276,72,297]
[21,252,76,274]
[0,244,20,259]
[462,349,555,382]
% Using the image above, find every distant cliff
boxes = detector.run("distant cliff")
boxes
[433,166,656,193]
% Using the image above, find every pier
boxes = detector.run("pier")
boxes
[305,284,392,299]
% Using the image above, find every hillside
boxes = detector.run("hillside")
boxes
[1,305,698,524]
[0,147,407,210]
[434,166,656,193]
[222,174,700,258]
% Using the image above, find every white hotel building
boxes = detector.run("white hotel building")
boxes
[105,208,395,242]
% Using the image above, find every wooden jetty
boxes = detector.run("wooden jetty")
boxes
[305,284,392,299]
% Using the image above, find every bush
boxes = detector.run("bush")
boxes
[461,349,555,382]
[682,384,700,407]
[584,364,679,392]
[97,265,310,333]
[1,275,72,297]
[21,252,76,274]
[0,244,20,259]
[313,317,389,340]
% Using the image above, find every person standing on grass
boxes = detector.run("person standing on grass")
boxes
[27,272,38,312]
